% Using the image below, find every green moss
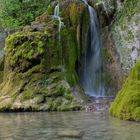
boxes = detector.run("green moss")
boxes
[0,71,3,84]
[46,97,63,111]
[47,4,54,15]
[45,96,79,111]
[43,31,61,72]
[68,3,81,26]
[64,94,73,101]
[18,65,45,78]
[0,97,13,111]
[61,25,78,85]
[0,58,4,84]
[102,72,112,86]
[0,59,4,71]
[102,47,113,63]
[132,107,140,121]
[121,0,139,17]
[20,89,35,102]
[5,32,47,68]
[38,41,44,55]
[59,104,72,111]
[62,2,85,29]
[110,61,140,121]
[113,0,140,28]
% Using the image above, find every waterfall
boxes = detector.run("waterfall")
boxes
[53,3,64,69]
[81,0,104,97]
[53,3,62,32]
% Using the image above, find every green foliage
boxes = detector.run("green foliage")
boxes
[0,71,3,83]
[47,4,54,15]
[0,0,50,29]
[0,58,4,71]
[95,0,105,6]
[110,61,140,121]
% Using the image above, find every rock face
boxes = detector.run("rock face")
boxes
[112,0,140,74]
[110,61,140,121]
[100,0,140,94]
[109,0,140,121]
[96,0,125,95]
[0,1,90,111]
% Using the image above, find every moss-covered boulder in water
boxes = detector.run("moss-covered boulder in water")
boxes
[110,61,140,121]
[0,1,89,111]
[0,31,82,111]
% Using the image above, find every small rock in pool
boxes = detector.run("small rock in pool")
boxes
[57,130,84,138]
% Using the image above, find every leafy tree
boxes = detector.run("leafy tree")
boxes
[0,0,50,30]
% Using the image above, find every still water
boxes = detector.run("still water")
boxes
[0,112,140,140]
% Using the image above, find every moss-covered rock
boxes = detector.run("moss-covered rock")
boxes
[0,1,90,111]
[0,29,83,111]
[0,71,3,84]
[110,61,140,121]
[0,57,4,84]
[4,32,47,73]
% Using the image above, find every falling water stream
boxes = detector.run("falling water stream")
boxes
[81,0,104,97]
[53,3,64,67]
[54,1,104,98]
[53,3,62,33]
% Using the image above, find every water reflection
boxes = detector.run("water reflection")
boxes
[0,112,140,140]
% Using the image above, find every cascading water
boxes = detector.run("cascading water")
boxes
[53,2,64,69]
[53,3,62,33]
[81,0,104,97]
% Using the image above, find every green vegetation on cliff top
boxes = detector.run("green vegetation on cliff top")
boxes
[0,0,50,29]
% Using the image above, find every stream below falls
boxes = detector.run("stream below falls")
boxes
[0,112,140,140]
